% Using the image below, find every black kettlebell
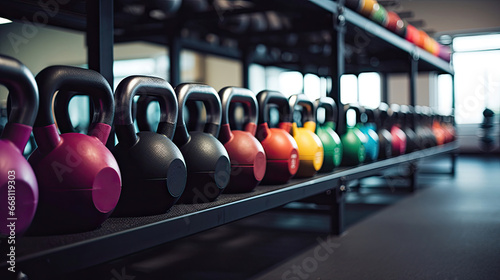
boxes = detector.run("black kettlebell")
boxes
[112,76,187,216]
[400,105,419,153]
[415,106,437,149]
[173,84,230,204]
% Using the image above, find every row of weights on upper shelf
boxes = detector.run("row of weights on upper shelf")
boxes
[0,55,454,237]
[341,103,456,167]
[345,0,451,62]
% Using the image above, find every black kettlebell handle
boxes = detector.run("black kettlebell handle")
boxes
[289,94,315,124]
[174,83,221,146]
[0,55,39,127]
[315,97,337,124]
[219,86,258,127]
[35,66,114,131]
[256,90,291,125]
[115,76,178,147]
[364,108,376,124]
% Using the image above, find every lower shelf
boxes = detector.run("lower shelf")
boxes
[0,142,458,279]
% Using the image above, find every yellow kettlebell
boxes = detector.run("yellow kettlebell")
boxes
[288,94,324,177]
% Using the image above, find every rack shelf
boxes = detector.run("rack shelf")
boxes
[0,143,457,279]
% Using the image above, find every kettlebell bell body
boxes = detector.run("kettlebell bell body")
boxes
[0,55,39,236]
[388,104,407,156]
[400,105,419,153]
[256,90,299,184]
[173,84,230,204]
[28,66,121,235]
[315,97,342,172]
[340,104,367,166]
[218,87,266,193]
[112,76,186,216]
[289,94,324,177]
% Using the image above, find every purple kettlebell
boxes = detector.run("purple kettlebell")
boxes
[0,55,39,236]
[27,66,121,235]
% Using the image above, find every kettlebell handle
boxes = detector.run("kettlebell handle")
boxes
[315,97,337,124]
[256,90,291,125]
[289,94,315,123]
[115,76,178,147]
[174,83,222,146]
[0,55,39,151]
[35,66,113,127]
[219,87,258,131]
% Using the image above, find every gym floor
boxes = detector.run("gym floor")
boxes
[69,155,500,280]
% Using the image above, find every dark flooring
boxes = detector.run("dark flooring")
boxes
[67,155,500,280]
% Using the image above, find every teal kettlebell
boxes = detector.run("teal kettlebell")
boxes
[315,97,343,172]
[357,105,379,162]
[340,104,367,166]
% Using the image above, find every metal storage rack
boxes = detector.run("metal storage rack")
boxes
[0,1,456,279]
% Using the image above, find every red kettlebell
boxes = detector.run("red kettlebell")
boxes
[385,11,406,37]
[28,66,121,235]
[0,55,39,236]
[256,90,299,184]
[218,87,266,193]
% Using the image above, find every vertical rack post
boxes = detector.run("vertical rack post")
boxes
[409,54,418,107]
[241,46,254,89]
[450,72,457,175]
[168,33,182,86]
[381,73,389,103]
[86,0,114,148]
[330,0,346,136]
[329,0,346,236]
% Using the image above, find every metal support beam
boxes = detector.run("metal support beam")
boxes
[381,73,389,103]
[168,33,181,86]
[331,1,346,134]
[409,54,418,106]
[241,47,254,89]
[86,0,114,148]
[331,177,347,235]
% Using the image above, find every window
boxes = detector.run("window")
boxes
[340,74,358,104]
[358,72,381,109]
[451,34,500,124]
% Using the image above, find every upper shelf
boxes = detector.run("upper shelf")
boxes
[0,0,453,75]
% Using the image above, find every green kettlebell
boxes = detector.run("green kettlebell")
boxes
[315,97,343,172]
[340,104,367,166]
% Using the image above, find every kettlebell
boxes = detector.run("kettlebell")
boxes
[173,84,230,204]
[288,94,324,177]
[112,76,186,216]
[256,90,299,184]
[27,66,121,235]
[0,55,39,236]
[315,97,343,172]
[218,87,266,193]
[431,112,446,146]
[379,103,406,156]
[366,107,392,160]
[400,105,419,153]
[414,106,437,149]
[339,104,367,166]
[356,105,379,161]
